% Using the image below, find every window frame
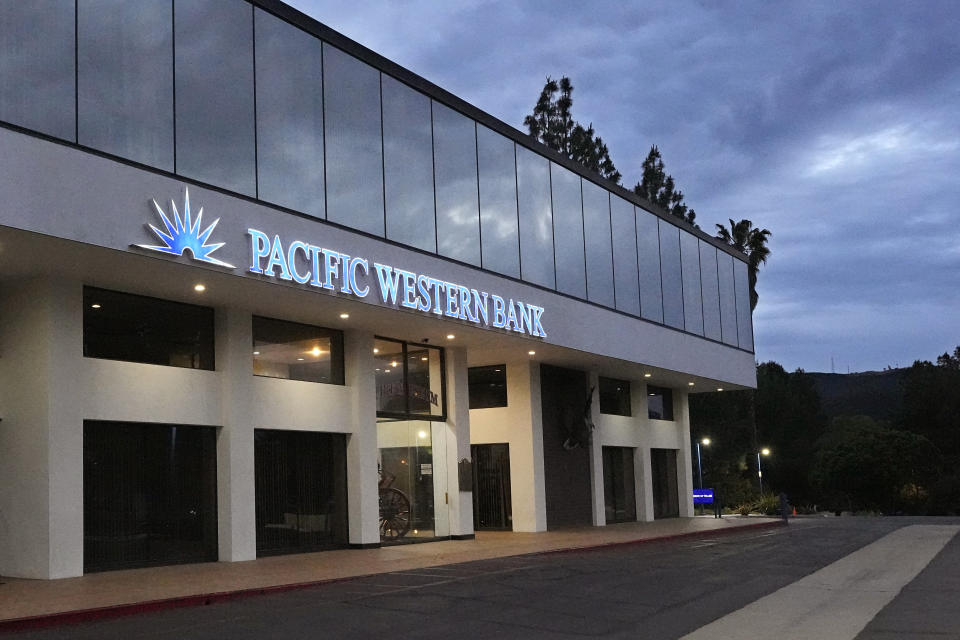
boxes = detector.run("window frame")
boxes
[375,336,447,422]
[468,364,508,409]
[646,385,674,421]
[598,377,631,417]
[252,315,345,385]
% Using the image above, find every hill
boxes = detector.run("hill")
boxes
[807,369,905,421]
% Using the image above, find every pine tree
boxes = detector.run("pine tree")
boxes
[633,145,696,226]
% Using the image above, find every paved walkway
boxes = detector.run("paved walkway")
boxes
[0,516,779,627]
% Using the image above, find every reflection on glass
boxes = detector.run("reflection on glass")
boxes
[175,0,255,195]
[252,316,344,384]
[680,231,703,335]
[78,0,173,169]
[374,338,407,415]
[433,101,480,265]
[516,146,555,289]
[0,0,75,140]
[378,420,444,543]
[582,181,615,307]
[659,220,684,329]
[374,338,444,418]
[717,251,738,346]
[699,241,722,341]
[636,209,663,322]
[255,9,324,218]
[468,365,508,409]
[477,125,519,277]
[611,196,640,315]
[407,344,444,418]
[323,44,384,236]
[734,258,754,350]
[550,163,586,298]
[383,75,435,252]
[599,377,631,416]
[647,385,674,421]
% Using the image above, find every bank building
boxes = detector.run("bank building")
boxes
[0,0,755,579]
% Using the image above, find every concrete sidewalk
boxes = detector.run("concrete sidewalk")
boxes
[0,516,781,629]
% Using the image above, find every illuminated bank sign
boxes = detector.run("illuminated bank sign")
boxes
[137,188,234,268]
[247,229,546,338]
[693,489,714,504]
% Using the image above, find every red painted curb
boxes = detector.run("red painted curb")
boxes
[0,519,785,633]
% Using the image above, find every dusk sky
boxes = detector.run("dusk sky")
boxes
[291,0,960,374]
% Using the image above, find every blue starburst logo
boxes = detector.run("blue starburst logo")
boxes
[137,188,234,268]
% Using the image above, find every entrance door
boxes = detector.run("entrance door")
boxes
[603,446,636,523]
[471,444,512,530]
[540,364,593,528]
[651,448,680,519]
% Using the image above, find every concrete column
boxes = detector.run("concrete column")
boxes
[676,390,695,517]
[527,362,548,532]
[0,278,83,578]
[444,346,473,537]
[215,308,256,562]
[631,382,653,522]
[587,371,605,526]
[344,330,379,546]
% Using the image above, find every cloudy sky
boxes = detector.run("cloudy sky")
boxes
[291,0,960,373]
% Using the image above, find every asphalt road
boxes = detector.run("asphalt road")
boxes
[10,517,960,639]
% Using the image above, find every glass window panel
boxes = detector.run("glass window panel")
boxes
[254,9,324,218]
[468,365,507,409]
[377,419,442,542]
[658,220,684,329]
[734,258,754,350]
[254,429,348,555]
[407,344,444,418]
[382,75,435,252]
[477,126,519,277]
[516,146,555,289]
[647,385,674,421]
[0,0,75,140]
[680,230,703,335]
[433,101,480,265]
[78,0,173,170]
[323,44,384,235]
[717,251,738,346]
[374,338,407,414]
[252,316,344,384]
[699,241,722,341]
[636,209,663,322]
[582,181,615,307]
[610,196,640,315]
[175,0,255,195]
[83,286,214,370]
[599,377,631,416]
[550,163,586,299]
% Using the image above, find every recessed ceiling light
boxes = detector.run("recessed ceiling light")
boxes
[421,356,428,361]
[391,361,398,367]
[339,313,349,319]
[310,347,323,356]
[373,348,379,354]
[717,387,724,392]
[417,431,427,439]
[193,283,206,292]
[643,373,652,378]
[253,351,260,355]
[494,369,501,372]
[90,303,101,309]
[446,334,455,340]
[297,357,304,361]
[688,382,695,386]
[528,350,536,356]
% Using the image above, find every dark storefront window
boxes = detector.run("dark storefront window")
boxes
[255,429,348,556]
[83,421,218,572]
[83,287,214,370]
[469,365,508,409]
[374,338,445,420]
[252,316,344,384]
[603,446,636,524]
[647,385,674,421]
[599,377,631,416]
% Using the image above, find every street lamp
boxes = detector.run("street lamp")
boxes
[696,437,711,514]
[757,447,771,495]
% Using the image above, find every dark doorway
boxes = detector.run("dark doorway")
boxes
[254,430,349,556]
[540,364,593,528]
[471,444,512,530]
[603,447,637,523]
[651,448,680,519]
[83,421,218,573]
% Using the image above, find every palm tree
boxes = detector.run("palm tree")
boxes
[716,219,771,311]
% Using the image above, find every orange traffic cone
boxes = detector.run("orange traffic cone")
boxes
[792,507,797,516]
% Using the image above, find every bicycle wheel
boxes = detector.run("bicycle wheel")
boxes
[379,487,411,540]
